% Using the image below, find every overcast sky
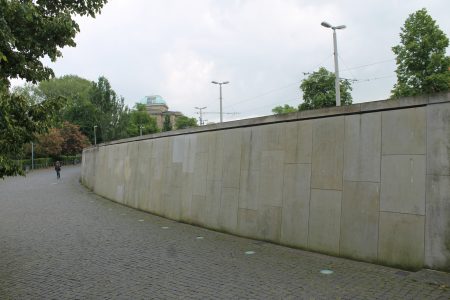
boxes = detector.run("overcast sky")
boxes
[23,0,450,122]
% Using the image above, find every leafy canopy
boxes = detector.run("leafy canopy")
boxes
[126,103,159,137]
[0,0,107,178]
[391,8,450,97]
[175,116,198,130]
[272,104,297,115]
[0,0,107,85]
[299,67,352,111]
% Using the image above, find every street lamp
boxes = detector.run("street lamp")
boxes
[93,125,97,146]
[195,106,207,125]
[321,21,346,106]
[211,81,229,123]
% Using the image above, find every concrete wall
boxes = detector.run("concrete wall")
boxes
[82,92,450,271]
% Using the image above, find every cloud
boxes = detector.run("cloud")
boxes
[21,0,450,121]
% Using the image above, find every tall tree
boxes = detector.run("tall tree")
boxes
[0,88,63,178]
[0,0,107,86]
[391,8,450,97]
[126,103,159,137]
[162,115,172,132]
[299,67,352,111]
[0,0,107,177]
[59,122,90,156]
[175,116,198,130]
[89,76,128,143]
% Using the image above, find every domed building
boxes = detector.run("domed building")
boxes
[140,95,182,130]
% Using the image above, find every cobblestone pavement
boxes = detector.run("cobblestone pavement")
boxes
[1,166,449,299]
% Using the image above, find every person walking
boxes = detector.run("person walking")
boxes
[55,161,61,180]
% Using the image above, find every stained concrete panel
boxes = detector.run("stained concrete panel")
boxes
[222,130,242,188]
[382,107,426,155]
[238,170,260,210]
[283,122,299,164]
[257,205,282,242]
[340,181,380,262]
[380,155,425,215]
[207,133,224,181]
[193,152,208,197]
[258,151,284,207]
[219,188,239,232]
[180,176,194,222]
[425,175,450,271]
[311,117,345,190]
[237,208,258,238]
[344,113,381,182]
[182,135,197,173]
[172,135,185,163]
[427,102,450,176]
[284,121,313,164]
[203,179,221,228]
[378,212,425,269]
[280,163,311,248]
[308,189,342,255]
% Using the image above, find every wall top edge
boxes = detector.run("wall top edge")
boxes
[85,92,449,149]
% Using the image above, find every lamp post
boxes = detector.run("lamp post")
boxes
[321,21,346,106]
[195,106,207,125]
[211,81,229,123]
[93,125,97,146]
[139,125,143,136]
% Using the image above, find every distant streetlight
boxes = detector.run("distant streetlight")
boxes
[93,125,98,146]
[321,21,346,106]
[211,81,229,123]
[195,106,207,125]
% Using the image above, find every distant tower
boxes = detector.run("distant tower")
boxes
[140,95,182,129]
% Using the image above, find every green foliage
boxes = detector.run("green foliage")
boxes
[175,116,198,130]
[162,115,172,132]
[89,76,128,143]
[272,104,297,115]
[391,8,450,98]
[0,0,107,86]
[0,0,106,178]
[299,67,352,111]
[126,103,159,136]
[0,87,64,178]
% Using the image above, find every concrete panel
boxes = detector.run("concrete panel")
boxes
[381,155,425,215]
[180,176,194,222]
[284,121,313,164]
[344,113,381,182]
[378,212,425,269]
[308,189,342,255]
[203,179,221,228]
[182,135,197,173]
[258,151,284,207]
[340,181,380,262]
[222,130,242,188]
[425,175,450,271]
[206,133,224,181]
[172,135,185,163]
[219,188,239,232]
[311,117,345,190]
[280,163,311,248]
[238,170,260,210]
[237,208,258,238]
[192,152,208,197]
[257,205,282,242]
[382,107,426,155]
[427,102,450,176]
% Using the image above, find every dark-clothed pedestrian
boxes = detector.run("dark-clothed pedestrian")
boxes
[55,161,61,179]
